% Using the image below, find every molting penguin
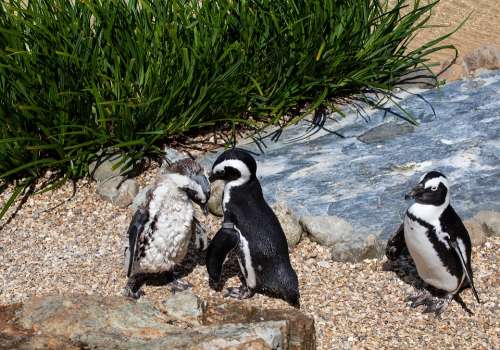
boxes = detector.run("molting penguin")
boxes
[123,158,210,299]
[387,171,480,315]
[206,149,300,306]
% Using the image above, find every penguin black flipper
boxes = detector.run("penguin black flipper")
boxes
[447,237,480,303]
[126,208,149,277]
[206,225,240,285]
[441,206,480,303]
[385,224,407,261]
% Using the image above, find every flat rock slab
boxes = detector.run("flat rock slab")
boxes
[0,294,315,350]
[202,72,500,241]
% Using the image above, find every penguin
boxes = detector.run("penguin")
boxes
[387,171,480,315]
[123,158,210,299]
[206,149,300,307]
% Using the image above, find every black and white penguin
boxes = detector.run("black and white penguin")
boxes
[206,149,300,306]
[387,171,480,315]
[123,158,210,299]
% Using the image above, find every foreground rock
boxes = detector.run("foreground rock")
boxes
[201,72,500,250]
[0,294,315,350]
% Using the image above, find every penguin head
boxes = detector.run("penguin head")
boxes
[406,171,450,206]
[209,149,257,185]
[167,158,211,214]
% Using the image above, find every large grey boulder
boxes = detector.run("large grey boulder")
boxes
[201,72,500,248]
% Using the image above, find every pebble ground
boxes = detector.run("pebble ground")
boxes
[0,167,498,349]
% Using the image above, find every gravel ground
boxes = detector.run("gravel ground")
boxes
[0,166,498,349]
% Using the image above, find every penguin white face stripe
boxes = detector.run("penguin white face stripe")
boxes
[423,176,449,191]
[212,159,251,210]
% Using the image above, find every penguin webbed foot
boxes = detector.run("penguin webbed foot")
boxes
[123,287,145,300]
[224,285,255,300]
[406,290,434,309]
[423,294,453,317]
[169,278,193,293]
[123,274,146,300]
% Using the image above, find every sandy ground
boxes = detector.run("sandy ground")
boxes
[408,0,500,64]
[0,165,498,349]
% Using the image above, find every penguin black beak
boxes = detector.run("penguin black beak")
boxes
[209,171,223,183]
[405,184,425,200]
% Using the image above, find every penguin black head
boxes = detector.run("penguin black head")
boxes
[405,171,450,206]
[209,149,257,184]
[167,158,211,214]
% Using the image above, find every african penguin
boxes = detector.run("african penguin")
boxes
[123,158,210,299]
[206,149,300,307]
[387,171,480,316]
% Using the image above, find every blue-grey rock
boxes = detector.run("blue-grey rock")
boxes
[357,122,414,144]
[202,71,500,247]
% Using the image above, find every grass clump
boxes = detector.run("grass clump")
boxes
[0,0,456,218]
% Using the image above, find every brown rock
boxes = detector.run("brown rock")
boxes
[272,202,303,247]
[439,59,468,81]
[0,294,307,349]
[204,301,316,350]
[464,219,487,247]
[473,210,500,237]
[463,45,500,73]
[208,180,224,216]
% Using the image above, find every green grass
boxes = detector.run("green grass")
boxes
[0,0,457,218]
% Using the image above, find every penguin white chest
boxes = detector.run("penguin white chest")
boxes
[140,186,194,273]
[404,215,459,292]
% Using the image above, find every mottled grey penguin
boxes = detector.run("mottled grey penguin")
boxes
[386,171,479,316]
[123,158,210,299]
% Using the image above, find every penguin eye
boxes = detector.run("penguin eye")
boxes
[431,185,438,191]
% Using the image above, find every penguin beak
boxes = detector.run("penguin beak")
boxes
[405,184,425,200]
[191,175,211,216]
[209,171,224,183]
[208,173,216,183]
